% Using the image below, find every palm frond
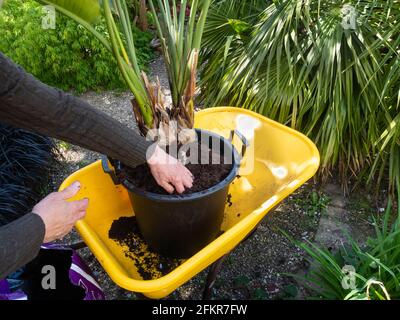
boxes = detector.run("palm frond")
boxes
[200,0,400,194]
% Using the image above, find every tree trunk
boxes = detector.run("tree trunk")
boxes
[138,0,148,31]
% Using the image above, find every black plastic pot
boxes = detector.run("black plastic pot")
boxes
[102,129,248,258]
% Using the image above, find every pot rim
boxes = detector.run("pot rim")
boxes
[115,128,241,202]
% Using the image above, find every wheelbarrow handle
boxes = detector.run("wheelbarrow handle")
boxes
[229,129,250,158]
[101,156,120,185]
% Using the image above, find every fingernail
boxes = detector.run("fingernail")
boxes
[72,181,81,189]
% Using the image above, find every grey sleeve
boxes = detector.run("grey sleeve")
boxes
[0,213,45,279]
[0,52,155,168]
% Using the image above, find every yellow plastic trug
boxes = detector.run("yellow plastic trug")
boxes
[59,107,320,299]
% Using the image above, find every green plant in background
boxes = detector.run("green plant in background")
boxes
[232,275,271,299]
[309,191,330,214]
[291,190,330,216]
[0,0,153,93]
[287,195,400,300]
[200,0,400,194]
[200,0,266,97]
[252,287,269,300]
[41,0,211,141]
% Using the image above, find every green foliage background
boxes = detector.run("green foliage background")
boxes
[288,196,400,300]
[200,0,400,194]
[0,0,154,93]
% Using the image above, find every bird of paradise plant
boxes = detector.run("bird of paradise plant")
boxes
[39,0,211,145]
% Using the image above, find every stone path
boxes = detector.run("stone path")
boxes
[315,183,374,250]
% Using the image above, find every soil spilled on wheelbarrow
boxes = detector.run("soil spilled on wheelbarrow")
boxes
[117,143,233,195]
[109,216,184,280]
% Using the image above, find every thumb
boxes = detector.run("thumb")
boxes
[59,181,81,199]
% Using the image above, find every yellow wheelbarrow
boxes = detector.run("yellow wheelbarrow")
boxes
[60,107,320,299]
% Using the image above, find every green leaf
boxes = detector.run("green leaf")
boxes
[283,284,298,298]
[234,275,250,286]
[252,287,268,300]
[38,0,101,24]
[228,19,251,35]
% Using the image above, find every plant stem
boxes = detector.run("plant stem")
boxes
[104,0,153,127]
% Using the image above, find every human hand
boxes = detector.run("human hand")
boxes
[32,181,88,242]
[147,145,193,194]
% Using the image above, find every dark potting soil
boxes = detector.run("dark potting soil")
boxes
[109,216,183,280]
[118,145,233,195]
[227,193,233,207]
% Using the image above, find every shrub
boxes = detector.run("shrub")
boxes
[0,124,57,226]
[0,0,154,93]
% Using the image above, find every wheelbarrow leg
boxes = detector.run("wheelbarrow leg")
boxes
[202,255,227,300]
[201,224,262,299]
[69,241,87,250]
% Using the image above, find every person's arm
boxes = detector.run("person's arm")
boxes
[0,182,88,279]
[0,52,193,193]
[0,52,152,168]
[0,213,45,279]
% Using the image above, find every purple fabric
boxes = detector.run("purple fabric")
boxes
[0,280,10,294]
[0,244,105,300]
[70,252,105,300]
[0,280,27,300]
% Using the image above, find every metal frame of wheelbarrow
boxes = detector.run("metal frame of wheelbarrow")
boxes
[59,107,320,299]
[67,227,258,299]
[68,224,261,299]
